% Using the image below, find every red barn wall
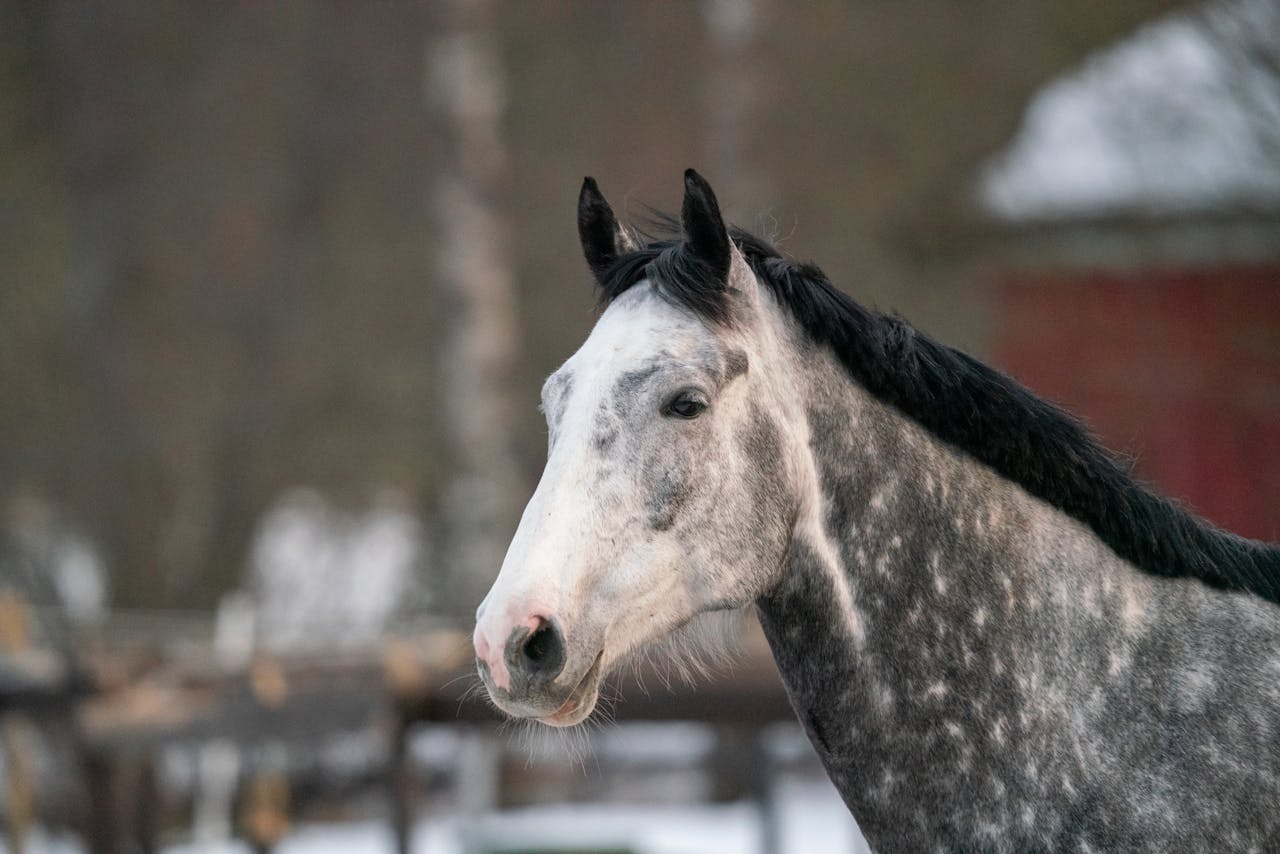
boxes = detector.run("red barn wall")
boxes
[994,266,1280,542]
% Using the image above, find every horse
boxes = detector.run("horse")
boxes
[472,169,1280,851]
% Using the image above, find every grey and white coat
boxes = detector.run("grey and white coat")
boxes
[474,171,1280,852]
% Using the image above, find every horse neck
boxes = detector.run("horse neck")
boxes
[753,333,1280,849]
[755,343,1155,843]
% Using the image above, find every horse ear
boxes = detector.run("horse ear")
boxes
[681,169,730,282]
[578,177,628,281]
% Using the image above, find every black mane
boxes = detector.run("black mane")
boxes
[596,224,1280,605]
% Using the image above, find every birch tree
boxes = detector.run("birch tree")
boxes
[427,0,523,616]
[703,0,772,223]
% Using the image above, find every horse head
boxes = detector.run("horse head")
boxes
[472,171,801,725]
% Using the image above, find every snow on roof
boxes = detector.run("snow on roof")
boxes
[979,0,1280,220]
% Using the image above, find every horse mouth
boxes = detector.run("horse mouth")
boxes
[539,651,604,728]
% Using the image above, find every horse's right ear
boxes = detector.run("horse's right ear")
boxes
[578,177,630,282]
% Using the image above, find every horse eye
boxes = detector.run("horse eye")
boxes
[664,390,708,419]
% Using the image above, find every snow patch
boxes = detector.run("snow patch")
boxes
[980,0,1280,219]
[247,488,427,652]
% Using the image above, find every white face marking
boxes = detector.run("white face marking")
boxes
[475,286,696,698]
[475,260,805,724]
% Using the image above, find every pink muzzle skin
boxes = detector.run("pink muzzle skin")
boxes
[474,611,549,693]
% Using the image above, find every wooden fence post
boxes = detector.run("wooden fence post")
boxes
[388,707,413,854]
[81,748,117,854]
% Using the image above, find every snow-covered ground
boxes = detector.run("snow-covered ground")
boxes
[422,781,868,854]
[4,780,869,854]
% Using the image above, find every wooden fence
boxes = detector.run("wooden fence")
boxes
[1,610,808,854]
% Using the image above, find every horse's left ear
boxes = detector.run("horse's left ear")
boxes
[578,177,631,282]
[681,169,731,283]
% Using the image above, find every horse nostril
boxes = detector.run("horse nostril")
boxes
[524,624,554,663]
[518,618,566,679]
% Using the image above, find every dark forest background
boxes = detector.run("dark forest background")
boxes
[3,0,1276,621]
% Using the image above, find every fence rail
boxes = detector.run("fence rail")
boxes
[1,616,806,853]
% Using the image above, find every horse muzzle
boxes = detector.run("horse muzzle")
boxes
[474,613,604,726]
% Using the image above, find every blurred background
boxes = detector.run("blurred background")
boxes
[2,0,1278,851]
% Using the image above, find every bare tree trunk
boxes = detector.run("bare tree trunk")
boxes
[45,1,145,606]
[386,709,412,854]
[427,0,522,617]
[702,0,772,224]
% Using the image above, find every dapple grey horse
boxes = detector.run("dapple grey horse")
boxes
[474,170,1280,851]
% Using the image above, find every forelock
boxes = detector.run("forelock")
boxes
[595,214,740,326]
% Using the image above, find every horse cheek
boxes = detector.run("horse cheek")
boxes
[644,465,693,532]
